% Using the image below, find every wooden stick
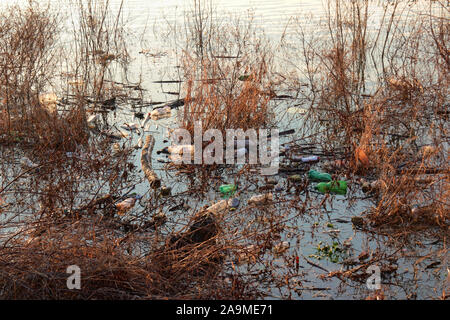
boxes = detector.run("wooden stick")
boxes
[141,135,161,188]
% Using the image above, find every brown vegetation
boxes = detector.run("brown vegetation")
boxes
[0,0,448,300]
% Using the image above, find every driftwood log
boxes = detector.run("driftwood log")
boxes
[141,135,161,188]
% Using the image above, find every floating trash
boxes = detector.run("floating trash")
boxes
[112,143,121,155]
[87,114,100,128]
[307,169,332,182]
[168,154,192,163]
[315,181,347,195]
[150,106,171,119]
[219,184,237,198]
[115,195,141,215]
[228,197,240,210]
[160,186,171,196]
[168,144,195,155]
[206,199,229,215]
[248,193,273,204]
[300,155,319,163]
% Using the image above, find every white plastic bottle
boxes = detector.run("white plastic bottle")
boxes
[248,193,273,204]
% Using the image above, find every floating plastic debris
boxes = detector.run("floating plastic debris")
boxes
[315,181,347,195]
[219,184,237,198]
[287,107,307,114]
[307,169,332,182]
[248,193,273,204]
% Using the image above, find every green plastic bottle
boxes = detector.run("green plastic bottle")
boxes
[219,184,237,197]
[308,169,332,182]
[315,181,347,195]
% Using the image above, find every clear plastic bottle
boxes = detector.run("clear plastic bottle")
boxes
[207,200,229,214]
[150,106,171,118]
[248,193,273,204]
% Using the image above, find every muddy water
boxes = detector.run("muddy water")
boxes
[0,0,447,300]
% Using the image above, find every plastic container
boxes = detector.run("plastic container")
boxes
[150,106,171,119]
[301,155,320,163]
[87,114,99,128]
[207,200,229,215]
[168,144,195,155]
[290,155,320,162]
[361,181,371,193]
[219,184,237,197]
[228,197,240,210]
[361,179,380,194]
[315,181,347,195]
[115,195,141,214]
[121,122,140,131]
[169,154,190,163]
[160,187,171,196]
[248,193,273,204]
[307,169,332,182]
